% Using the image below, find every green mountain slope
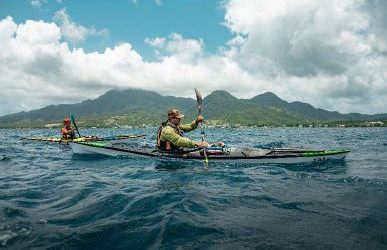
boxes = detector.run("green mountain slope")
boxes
[0,89,196,127]
[202,91,312,126]
[250,92,386,121]
[0,88,386,128]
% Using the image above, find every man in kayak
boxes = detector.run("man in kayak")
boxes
[61,118,76,139]
[157,109,210,151]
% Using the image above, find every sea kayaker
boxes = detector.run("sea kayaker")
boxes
[156,109,211,151]
[61,117,76,139]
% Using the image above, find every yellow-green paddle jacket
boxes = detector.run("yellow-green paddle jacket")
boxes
[157,120,199,150]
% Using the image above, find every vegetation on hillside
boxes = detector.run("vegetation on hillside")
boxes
[0,89,386,128]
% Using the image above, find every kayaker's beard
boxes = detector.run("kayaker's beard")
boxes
[168,118,181,126]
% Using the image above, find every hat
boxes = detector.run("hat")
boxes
[63,118,71,124]
[168,109,184,119]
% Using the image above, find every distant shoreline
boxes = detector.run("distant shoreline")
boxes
[1,123,385,129]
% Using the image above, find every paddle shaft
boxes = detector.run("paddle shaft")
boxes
[197,105,205,141]
[194,89,208,166]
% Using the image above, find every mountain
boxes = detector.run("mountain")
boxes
[251,92,289,107]
[0,88,386,128]
[0,89,196,127]
[250,92,385,121]
[201,91,312,126]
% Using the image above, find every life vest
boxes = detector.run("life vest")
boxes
[62,127,75,139]
[156,122,184,151]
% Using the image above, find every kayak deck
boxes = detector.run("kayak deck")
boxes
[21,134,145,144]
[69,141,350,164]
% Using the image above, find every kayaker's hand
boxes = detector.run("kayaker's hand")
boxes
[196,115,204,123]
[195,141,209,148]
[216,142,225,147]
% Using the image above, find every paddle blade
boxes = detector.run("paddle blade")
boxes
[70,114,81,137]
[194,88,203,106]
[70,115,75,124]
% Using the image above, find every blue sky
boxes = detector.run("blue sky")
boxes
[1,0,387,116]
[0,0,231,59]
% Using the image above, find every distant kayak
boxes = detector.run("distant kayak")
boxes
[21,134,145,144]
[69,142,350,164]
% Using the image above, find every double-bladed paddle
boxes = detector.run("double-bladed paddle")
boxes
[194,88,208,166]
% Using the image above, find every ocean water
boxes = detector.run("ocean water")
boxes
[0,127,386,249]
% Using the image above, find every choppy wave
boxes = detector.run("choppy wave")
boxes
[0,127,387,249]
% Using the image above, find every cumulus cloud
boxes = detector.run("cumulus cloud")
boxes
[30,0,46,8]
[130,0,162,5]
[146,33,205,62]
[53,9,108,44]
[1,0,387,116]
[30,0,62,8]
[0,16,256,115]
[145,37,166,48]
[224,0,370,76]
[222,0,387,113]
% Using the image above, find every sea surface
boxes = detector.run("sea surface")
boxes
[0,127,386,249]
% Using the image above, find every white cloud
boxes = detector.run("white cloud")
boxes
[145,37,166,48]
[146,33,205,62]
[130,0,162,6]
[30,0,62,8]
[224,0,371,76]
[30,0,46,8]
[53,9,108,44]
[0,16,259,116]
[222,0,387,114]
[1,0,387,116]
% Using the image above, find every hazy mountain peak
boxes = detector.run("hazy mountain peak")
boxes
[251,92,288,106]
[205,90,237,100]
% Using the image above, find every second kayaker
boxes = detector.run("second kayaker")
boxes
[156,109,210,151]
[61,117,76,139]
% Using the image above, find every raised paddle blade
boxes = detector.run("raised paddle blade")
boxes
[70,114,81,137]
[194,88,203,106]
[70,115,76,124]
